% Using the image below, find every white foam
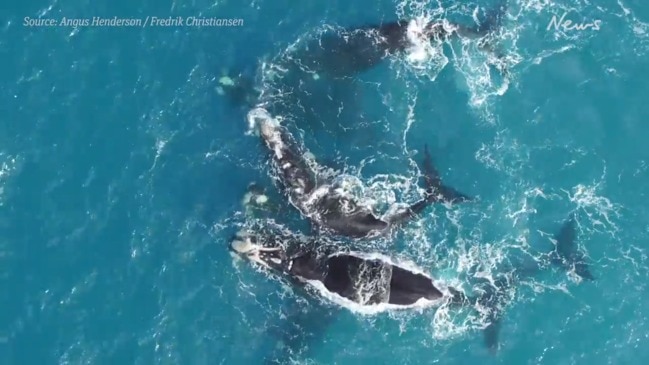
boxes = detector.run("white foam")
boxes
[564,182,621,236]
[306,279,441,315]
[0,154,18,207]
[302,184,330,208]
[405,18,432,63]
[402,16,449,75]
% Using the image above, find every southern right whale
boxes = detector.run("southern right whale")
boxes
[230,213,595,361]
[548,213,595,281]
[217,3,508,112]
[296,3,508,77]
[475,213,595,353]
[250,108,471,239]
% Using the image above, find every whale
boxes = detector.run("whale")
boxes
[230,226,488,362]
[230,213,595,361]
[250,108,472,239]
[218,3,508,113]
[548,213,595,281]
[231,231,450,309]
[295,3,508,77]
[230,226,463,364]
[461,213,596,353]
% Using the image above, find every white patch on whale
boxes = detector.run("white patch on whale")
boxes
[305,279,442,316]
[255,194,269,205]
[307,251,451,315]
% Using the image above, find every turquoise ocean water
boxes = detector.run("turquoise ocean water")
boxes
[2,0,649,364]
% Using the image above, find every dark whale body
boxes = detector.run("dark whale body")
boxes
[253,109,471,239]
[231,229,448,308]
[219,3,508,112]
[245,8,510,238]
[231,214,595,361]
[300,3,507,77]
[549,213,595,281]
[474,213,596,353]
[288,250,444,306]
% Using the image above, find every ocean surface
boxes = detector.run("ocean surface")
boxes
[2,0,649,364]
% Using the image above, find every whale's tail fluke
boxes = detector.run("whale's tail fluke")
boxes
[550,213,595,281]
[422,144,472,204]
[449,280,506,354]
[478,277,508,354]
[483,313,502,354]
[385,144,471,228]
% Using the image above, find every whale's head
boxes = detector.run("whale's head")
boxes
[230,230,326,282]
[230,230,289,272]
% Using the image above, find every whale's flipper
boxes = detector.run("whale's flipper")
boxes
[550,214,595,281]
[421,144,472,204]
[264,299,338,365]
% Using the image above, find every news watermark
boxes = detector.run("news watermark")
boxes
[547,11,601,32]
[23,16,244,28]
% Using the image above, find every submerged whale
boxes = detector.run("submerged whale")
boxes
[230,214,595,361]
[251,108,471,239]
[458,213,596,353]
[548,213,595,281]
